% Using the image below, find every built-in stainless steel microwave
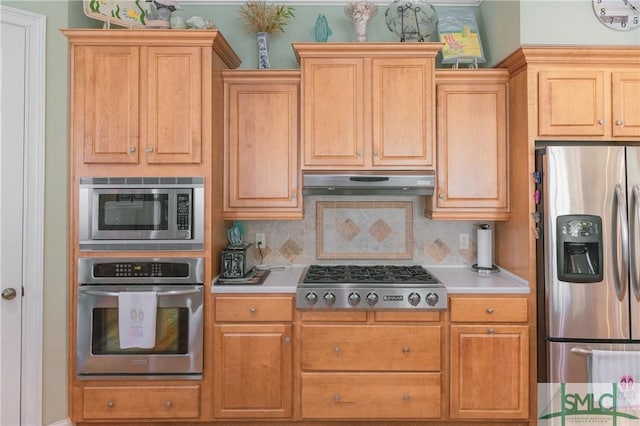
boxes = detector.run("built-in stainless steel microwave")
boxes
[78,177,204,251]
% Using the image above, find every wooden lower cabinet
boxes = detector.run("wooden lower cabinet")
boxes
[213,295,294,419]
[82,385,200,420]
[301,372,442,419]
[449,296,530,420]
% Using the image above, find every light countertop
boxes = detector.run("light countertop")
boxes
[211,265,529,295]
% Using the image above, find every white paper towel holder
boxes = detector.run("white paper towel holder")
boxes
[473,223,500,274]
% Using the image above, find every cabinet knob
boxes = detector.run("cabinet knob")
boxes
[333,346,340,354]
[249,307,257,313]
[402,346,410,354]
[146,147,154,153]
[128,146,136,153]
[333,394,341,402]
[615,120,623,126]
[356,150,362,157]
[106,401,115,409]
[284,336,291,344]
[291,193,297,199]
[164,400,173,409]
[486,307,494,314]
[487,328,495,334]
[438,193,445,200]
[598,119,605,125]
[403,393,411,401]
[374,151,379,157]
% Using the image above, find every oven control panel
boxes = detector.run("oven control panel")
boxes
[93,261,190,278]
[78,257,204,284]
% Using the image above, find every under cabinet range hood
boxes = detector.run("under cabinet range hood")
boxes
[302,171,435,196]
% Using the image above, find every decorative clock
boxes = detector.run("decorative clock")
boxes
[592,0,640,30]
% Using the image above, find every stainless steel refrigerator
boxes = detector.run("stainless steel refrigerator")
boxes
[536,144,640,383]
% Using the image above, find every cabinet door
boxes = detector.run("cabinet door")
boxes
[612,71,640,138]
[301,58,365,168]
[429,80,508,219]
[224,78,301,218]
[145,46,202,164]
[371,57,435,168]
[213,324,292,418]
[75,46,140,164]
[538,70,605,136]
[450,325,529,419]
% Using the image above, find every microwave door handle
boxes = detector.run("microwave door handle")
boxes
[613,184,630,302]
[78,288,201,297]
[632,185,640,301]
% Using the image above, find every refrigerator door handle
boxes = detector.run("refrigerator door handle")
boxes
[613,184,629,302]
[632,184,640,301]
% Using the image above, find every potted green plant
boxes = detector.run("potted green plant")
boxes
[238,0,295,69]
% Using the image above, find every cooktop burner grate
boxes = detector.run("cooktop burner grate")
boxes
[302,264,440,284]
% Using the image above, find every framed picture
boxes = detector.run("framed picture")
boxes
[83,0,152,28]
[437,6,486,66]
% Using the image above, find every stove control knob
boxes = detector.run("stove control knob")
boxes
[348,292,361,306]
[366,292,379,306]
[324,292,336,306]
[425,292,439,306]
[305,291,318,306]
[408,292,421,306]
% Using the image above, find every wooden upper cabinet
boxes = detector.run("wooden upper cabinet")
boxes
[64,30,241,167]
[612,71,640,138]
[425,70,509,221]
[222,70,302,220]
[294,43,442,170]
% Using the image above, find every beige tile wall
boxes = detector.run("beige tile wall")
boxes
[241,196,486,266]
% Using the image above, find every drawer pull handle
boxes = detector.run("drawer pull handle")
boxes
[106,401,115,409]
[334,346,340,354]
[249,307,257,313]
[403,393,411,401]
[402,346,410,354]
[488,328,495,334]
[334,394,340,402]
[164,400,173,409]
[284,336,291,344]
[486,307,494,314]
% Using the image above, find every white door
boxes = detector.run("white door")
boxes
[1,6,45,425]
[1,15,27,426]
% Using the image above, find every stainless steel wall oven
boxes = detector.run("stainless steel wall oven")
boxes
[76,257,204,378]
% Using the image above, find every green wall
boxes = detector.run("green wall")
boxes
[1,0,638,424]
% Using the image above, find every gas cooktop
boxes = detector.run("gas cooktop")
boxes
[296,264,446,310]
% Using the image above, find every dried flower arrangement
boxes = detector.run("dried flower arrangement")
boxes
[238,0,295,34]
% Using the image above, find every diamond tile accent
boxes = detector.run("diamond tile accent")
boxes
[337,218,361,242]
[279,238,304,262]
[427,239,452,263]
[369,218,392,243]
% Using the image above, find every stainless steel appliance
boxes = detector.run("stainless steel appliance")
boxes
[296,265,446,310]
[77,257,204,377]
[302,171,435,196]
[536,145,640,383]
[78,176,204,251]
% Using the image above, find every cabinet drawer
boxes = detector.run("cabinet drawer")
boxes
[301,372,441,419]
[215,296,293,322]
[82,385,200,419]
[450,297,528,323]
[301,325,441,371]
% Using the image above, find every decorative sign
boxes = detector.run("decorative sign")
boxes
[437,6,486,66]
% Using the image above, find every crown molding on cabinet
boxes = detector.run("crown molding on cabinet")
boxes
[181,0,482,5]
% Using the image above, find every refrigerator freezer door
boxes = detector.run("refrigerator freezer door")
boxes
[628,147,640,341]
[547,341,640,383]
[544,146,630,340]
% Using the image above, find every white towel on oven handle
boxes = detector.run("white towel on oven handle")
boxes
[591,349,640,409]
[118,291,157,349]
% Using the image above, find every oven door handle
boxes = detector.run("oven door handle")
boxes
[78,288,202,297]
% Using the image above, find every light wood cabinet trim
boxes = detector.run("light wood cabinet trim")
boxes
[301,372,442,419]
[214,296,293,322]
[373,310,440,322]
[450,325,529,419]
[301,324,441,371]
[449,297,528,323]
[82,385,200,419]
[293,42,444,60]
[299,310,368,322]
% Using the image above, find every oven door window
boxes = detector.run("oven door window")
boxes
[98,193,169,231]
[91,307,189,354]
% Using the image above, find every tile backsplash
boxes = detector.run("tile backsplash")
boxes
[240,196,488,266]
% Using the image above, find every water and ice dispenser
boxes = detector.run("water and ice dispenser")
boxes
[556,215,603,283]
